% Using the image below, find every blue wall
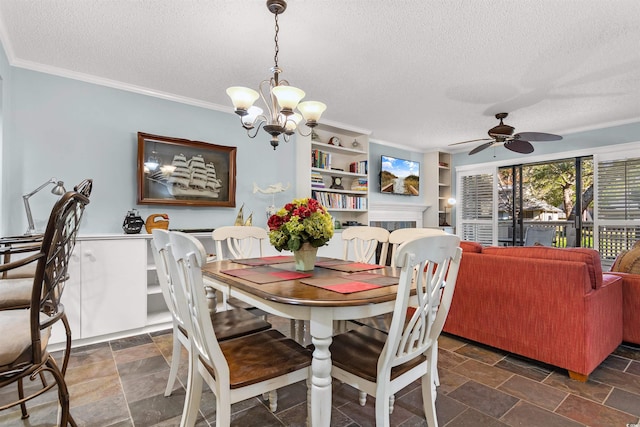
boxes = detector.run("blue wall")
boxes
[369,141,427,206]
[3,66,297,235]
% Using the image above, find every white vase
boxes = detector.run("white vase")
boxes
[293,242,318,271]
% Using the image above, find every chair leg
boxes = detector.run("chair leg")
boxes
[181,355,202,427]
[165,329,182,397]
[422,364,438,427]
[358,390,367,406]
[45,357,76,427]
[17,379,28,419]
[389,394,395,414]
[268,389,278,412]
[61,314,73,375]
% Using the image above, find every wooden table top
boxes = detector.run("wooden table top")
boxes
[202,258,402,308]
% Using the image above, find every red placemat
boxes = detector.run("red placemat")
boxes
[221,266,312,284]
[300,277,382,294]
[232,255,295,266]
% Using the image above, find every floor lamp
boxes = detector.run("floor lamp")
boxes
[23,178,66,235]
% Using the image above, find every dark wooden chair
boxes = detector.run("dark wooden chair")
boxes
[0,186,91,425]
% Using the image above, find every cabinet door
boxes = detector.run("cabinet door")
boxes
[49,245,82,344]
[80,239,147,338]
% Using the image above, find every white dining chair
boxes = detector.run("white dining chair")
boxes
[341,226,390,264]
[388,227,448,268]
[328,234,462,426]
[167,231,312,427]
[150,229,271,398]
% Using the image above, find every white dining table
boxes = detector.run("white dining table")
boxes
[202,257,404,427]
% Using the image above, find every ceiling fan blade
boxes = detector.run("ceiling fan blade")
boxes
[504,139,534,154]
[449,138,492,146]
[468,141,495,155]
[514,132,563,142]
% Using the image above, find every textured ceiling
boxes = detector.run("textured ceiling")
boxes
[0,0,639,152]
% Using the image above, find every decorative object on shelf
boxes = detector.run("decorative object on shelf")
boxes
[328,136,341,146]
[311,129,321,142]
[253,182,290,223]
[352,139,360,148]
[122,209,144,234]
[441,197,456,226]
[267,197,334,271]
[137,132,237,207]
[145,213,170,233]
[233,203,253,226]
[226,0,326,150]
[22,177,66,235]
[330,176,344,190]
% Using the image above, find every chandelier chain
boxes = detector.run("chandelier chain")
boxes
[273,13,280,68]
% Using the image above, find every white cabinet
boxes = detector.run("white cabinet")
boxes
[296,123,371,227]
[49,237,147,345]
[79,239,147,338]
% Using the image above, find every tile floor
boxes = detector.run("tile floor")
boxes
[1,315,639,426]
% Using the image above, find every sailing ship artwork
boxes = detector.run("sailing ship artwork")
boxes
[137,132,237,207]
[147,153,222,199]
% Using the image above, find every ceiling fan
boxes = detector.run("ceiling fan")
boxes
[450,113,563,155]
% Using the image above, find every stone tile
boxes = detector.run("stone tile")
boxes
[556,394,638,426]
[447,380,519,419]
[438,333,470,351]
[453,342,507,365]
[128,388,187,426]
[278,401,354,427]
[495,354,554,382]
[66,341,113,369]
[446,407,509,427]
[110,333,154,352]
[394,384,467,426]
[561,393,637,426]
[437,347,468,371]
[628,360,640,376]
[501,401,583,427]
[272,382,309,415]
[149,328,173,337]
[113,342,163,365]
[604,388,640,418]
[65,357,119,386]
[452,359,514,388]
[614,343,640,361]
[543,370,612,403]
[121,369,179,404]
[589,365,640,395]
[227,403,285,426]
[498,375,568,411]
[72,393,131,427]
[0,400,59,427]
[437,368,470,395]
[68,374,124,408]
[600,353,632,371]
[117,355,170,382]
[335,393,416,426]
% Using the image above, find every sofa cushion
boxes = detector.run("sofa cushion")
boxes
[460,241,483,253]
[482,246,603,289]
[611,240,640,274]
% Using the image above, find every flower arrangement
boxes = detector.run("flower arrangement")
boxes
[268,197,334,252]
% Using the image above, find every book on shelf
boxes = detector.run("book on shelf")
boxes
[350,178,368,191]
[311,150,332,170]
[311,172,325,188]
[349,160,368,174]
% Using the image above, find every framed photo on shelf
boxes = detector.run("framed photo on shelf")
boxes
[137,132,236,207]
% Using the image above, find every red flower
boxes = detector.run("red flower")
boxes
[267,214,285,231]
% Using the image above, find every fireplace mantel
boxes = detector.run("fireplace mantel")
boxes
[368,202,430,227]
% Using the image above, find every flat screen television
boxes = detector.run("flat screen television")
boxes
[380,155,420,196]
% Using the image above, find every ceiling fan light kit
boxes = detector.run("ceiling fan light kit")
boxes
[450,112,563,155]
[226,0,326,150]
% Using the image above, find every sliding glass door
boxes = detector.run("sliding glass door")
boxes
[497,157,593,247]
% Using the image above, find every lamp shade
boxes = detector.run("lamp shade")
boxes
[284,113,302,133]
[226,86,259,111]
[272,85,305,112]
[241,106,264,127]
[298,101,326,123]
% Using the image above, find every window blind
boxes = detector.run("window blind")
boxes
[459,172,494,245]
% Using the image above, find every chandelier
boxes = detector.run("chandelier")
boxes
[226,0,326,150]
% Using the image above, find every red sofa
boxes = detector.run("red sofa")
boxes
[608,272,640,345]
[443,242,623,381]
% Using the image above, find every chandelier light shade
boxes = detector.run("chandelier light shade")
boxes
[226,0,326,150]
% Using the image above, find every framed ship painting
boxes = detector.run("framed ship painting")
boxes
[137,132,236,207]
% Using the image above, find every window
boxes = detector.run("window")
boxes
[459,172,494,246]
[597,157,640,267]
